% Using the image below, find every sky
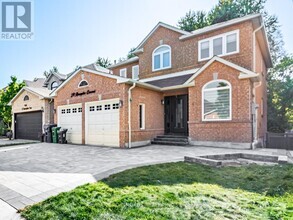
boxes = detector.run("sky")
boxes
[0,0,292,88]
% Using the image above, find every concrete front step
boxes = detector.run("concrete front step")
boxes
[151,140,189,146]
[154,137,188,142]
[156,135,188,139]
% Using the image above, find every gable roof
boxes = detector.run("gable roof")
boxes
[179,14,262,40]
[43,72,67,86]
[135,22,190,50]
[50,65,123,97]
[108,56,139,69]
[8,87,52,105]
[24,78,46,88]
[184,56,259,84]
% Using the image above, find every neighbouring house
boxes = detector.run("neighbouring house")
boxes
[9,73,66,140]
[24,78,46,88]
[9,87,53,140]
[43,72,67,90]
[51,13,271,149]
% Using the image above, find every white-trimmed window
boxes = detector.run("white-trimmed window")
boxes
[152,45,171,71]
[132,65,139,80]
[79,80,88,87]
[51,81,59,90]
[139,104,145,129]
[202,80,231,121]
[120,68,127,78]
[198,30,239,61]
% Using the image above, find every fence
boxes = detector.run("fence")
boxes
[266,132,293,150]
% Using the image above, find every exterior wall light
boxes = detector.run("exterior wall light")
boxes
[161,100,164,105]
[119,100,123,108]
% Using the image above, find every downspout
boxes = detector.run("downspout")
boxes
[128,83,136,148]
[251,23,264,149]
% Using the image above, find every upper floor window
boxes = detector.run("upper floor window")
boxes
[120,68,127,78]
[199,30,239,61]
[132,65,139,80]
[152,45,171,71]
[79,80,88,87]
[23,95,29,101]
[202,80,231,121]
[51,81,59,90]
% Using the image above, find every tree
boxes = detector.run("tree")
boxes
[44,66,59,78]
[178,10,209,32]
[96,57,112,68]
[0,76,25,129]
[127,47,137,59]
[267,55,293,132]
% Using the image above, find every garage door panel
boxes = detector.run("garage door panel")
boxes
[15,111,42,140]
[58,104,82,144]
[85,100,120,147]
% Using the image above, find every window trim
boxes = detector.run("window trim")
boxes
[132,65,139,80]
[78,80,89,88]
[152,44,172,72]
[202,79,232,122]
[139,103,145,130]
[198,30,239,62]
[120,68,127,78]
[51,81,59,90]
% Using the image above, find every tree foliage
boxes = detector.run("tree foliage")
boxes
[267,55,293,132]
[127,47,137,59]
[178,10,208,32]
[177,0,291,132]
[43,66,59,78]
[0,76,25,129]
[96,57,112,68]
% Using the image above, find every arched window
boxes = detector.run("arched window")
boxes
[202,80,231,121]
[51,81,59,90]
[152,45,171,71]
[78,80,88,87]
[23,95,29,101]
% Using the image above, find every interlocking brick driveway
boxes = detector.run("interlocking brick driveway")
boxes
[0,142,290,219]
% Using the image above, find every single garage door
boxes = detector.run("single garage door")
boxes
[85,99,120,147]
[15,111,42,140]
[58,104,82,144]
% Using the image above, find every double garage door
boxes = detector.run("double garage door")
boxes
[15,111,42,140]
[58,99,120,147]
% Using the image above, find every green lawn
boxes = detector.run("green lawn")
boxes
[22,162,293,220]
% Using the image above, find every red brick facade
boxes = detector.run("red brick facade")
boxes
[188,61,252,143]
[53,15,270,148]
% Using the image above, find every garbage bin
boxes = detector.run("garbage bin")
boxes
[58,129,68,144]
[52,127,61,143]
[43,124,57,143]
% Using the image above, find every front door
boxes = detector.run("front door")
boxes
[164,95,188,135]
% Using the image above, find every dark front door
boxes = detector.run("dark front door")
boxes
[15,111,42,140]
[164,95,188,135]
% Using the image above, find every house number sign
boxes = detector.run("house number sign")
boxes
[71,90,96,98]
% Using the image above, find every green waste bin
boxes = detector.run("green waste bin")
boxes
[52,127,61,143]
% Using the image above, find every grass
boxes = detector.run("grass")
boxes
[22,162,293,220]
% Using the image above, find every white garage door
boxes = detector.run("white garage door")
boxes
[58,104,82,144]
[85,99,120,147]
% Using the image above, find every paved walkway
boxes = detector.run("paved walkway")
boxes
[0,139,39,147]
[0,143,291,219]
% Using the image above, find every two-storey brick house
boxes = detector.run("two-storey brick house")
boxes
[52,13,271,149]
